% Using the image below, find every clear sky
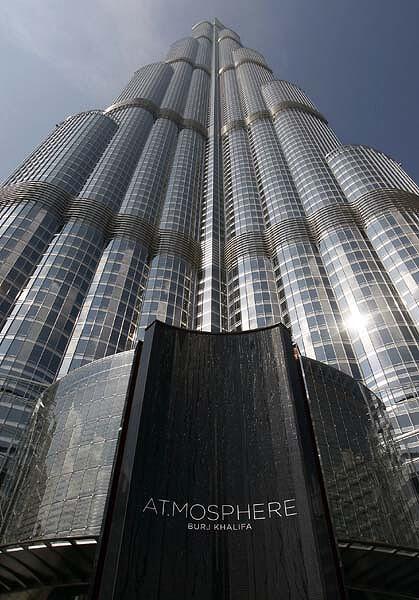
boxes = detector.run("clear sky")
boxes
[1,0,418,183]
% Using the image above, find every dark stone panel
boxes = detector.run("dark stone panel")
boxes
[94,321,345,599]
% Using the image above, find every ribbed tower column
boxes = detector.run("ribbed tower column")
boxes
[0,67,173,463]
[326,145,419,326]
[0,112,117,327]
[263,81,419,407]
[220,36,281,330]
[58,65,176,375]
[232,47,358,374]
[0,105,155,379]
[136,38,209,337]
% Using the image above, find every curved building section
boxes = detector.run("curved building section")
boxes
[0,222,106,384]
[195,36,212,70]
[218,28,241,44]
[221,54,281,331]
[263,80,419,412]
[191,20,213,41]
[157,134,203,236]
[76,107,154,210]
[160,62,194,117]
[54,56,194,374]
[119,118,180,223]
[3,111,118,195]
[302,356,418,546]
[0,106,154,382]
[218,29,241,72]
[161,38,199,125]
[0,26,192,483]
[111,62,173,106]
[183,68,210,128]
[326,144,419,198]
[262,79,323,119]
[233,47,270,69]
[247,118,359,377]
[262,84,342,215]
[137,128,205,336]
[223,127,281,330]
[220,68,244,131]
[222,130,260,232]
[234,48,273,122]
[56,59,184,377]
[165,37,198,65]
[0,375,49,518]
[0,113,117,328]
[233,54,356,371]
[1,350,135,544]
[0,220,107,496]
[0,186,67,331]
[57,239,147,376]
[327,144,419,326]
[59,118,179,375]
[0,107,154,469]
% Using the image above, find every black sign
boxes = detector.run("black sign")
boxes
[92,322,345,599]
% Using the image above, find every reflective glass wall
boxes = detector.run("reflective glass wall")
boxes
[302,357,419,546]
[1,351,134,544]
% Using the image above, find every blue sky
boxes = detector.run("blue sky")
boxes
[1,0,419,183]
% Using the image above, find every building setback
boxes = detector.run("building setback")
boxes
[0,17,419,600]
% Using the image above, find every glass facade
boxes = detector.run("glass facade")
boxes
[302,357,419,546]
[0,16,418,536]
[0,112,117,328]
[1,351,134,544]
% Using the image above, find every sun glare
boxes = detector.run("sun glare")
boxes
[344,309,370,333]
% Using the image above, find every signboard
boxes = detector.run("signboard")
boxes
[93,322,345,599]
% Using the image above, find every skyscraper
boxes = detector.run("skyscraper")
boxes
[1,17,418,474]
[0,17,419,600]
